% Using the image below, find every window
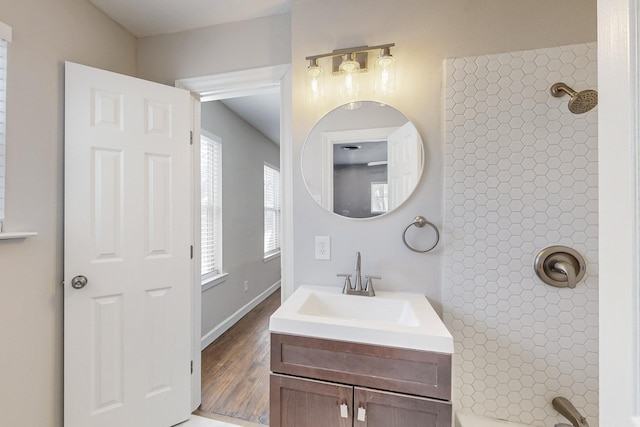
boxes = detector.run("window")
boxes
[371,182,388,214]
[264,163,280,257]
[0,22,12,222]
[201,133,222,281]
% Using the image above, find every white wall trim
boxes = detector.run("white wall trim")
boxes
[598,0,640,425]
[176,64,290,102]
[629,0,640,414]
[0,21,12,42]
[189,96,202,411]
[200,281,281,350]
[279,67,294,301]
[633,1,640,416]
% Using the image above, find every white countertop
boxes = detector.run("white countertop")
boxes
[269,285,454,354]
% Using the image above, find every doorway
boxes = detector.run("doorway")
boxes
[197,92,280,424]
[198,288,280,424]
[175,64,291,420]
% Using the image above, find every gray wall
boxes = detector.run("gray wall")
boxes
[0,0,137,426]
[200,101,280,340]
[137,13,291,85]
[291,0,597,308]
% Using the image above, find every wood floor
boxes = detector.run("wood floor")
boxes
[199,289,281,425]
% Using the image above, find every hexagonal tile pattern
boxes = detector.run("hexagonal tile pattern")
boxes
[443,42,598,427]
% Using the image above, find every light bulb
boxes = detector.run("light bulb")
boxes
[306,59,324,102]
[339,53,360,101]
[374,47,396,96]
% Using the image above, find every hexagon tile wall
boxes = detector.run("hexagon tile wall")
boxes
[443,42,598,426]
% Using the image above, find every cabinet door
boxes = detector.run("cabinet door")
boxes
[270,374,353,427]
[354,387,452,427]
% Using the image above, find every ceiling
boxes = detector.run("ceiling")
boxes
[219,91,281,145]
[89,0,288,146]
[90,0,291,38]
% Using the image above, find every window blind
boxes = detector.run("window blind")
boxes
[0,38,8,221]
[201,134,222,279]
[264,164,281,256]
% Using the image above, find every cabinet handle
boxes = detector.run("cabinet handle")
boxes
[340,403,349,418]
[357,406,366,422]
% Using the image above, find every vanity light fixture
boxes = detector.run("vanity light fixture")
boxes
[305,43,395,103]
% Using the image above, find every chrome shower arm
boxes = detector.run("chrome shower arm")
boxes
[549,82,598,114]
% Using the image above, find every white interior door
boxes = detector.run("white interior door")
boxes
[387,122,421,210]
[64,62,193,427]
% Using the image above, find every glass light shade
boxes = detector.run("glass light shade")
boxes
[306,63,325,102]
[339,54,360,101]
[373,49,396,95]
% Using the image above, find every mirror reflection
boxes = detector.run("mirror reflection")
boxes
[302,101,424,219]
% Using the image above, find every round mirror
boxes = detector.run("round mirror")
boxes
[302,101,424,219]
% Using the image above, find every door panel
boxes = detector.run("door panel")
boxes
[387,121,421,210]
[145,153,173,257]
[270,374,352,427]
[354,387,452,427]
[92,293,124,414]
[64,62,192,427]
[92,148,124,261]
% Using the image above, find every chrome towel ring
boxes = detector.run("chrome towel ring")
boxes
[402,216,440,253]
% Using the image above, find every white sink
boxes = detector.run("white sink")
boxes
[297,290,420,326]
[269,285,453,353]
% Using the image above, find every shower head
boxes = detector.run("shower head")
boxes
[550,82,598,114]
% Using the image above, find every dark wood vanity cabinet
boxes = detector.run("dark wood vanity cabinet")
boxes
[354,387,452,427]
[270,374,352,427]
[270,333,452,427]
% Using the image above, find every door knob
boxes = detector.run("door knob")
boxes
[71,275,88,289]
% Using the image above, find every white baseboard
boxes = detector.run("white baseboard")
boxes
[200,280,281,350]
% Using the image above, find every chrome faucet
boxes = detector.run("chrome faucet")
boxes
[354,251,362,291]
[337,251,379,297]
[552,397,589,427]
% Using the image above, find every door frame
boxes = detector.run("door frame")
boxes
[321,127,396,213]
[175,64,292,410]
[598,0,640,425]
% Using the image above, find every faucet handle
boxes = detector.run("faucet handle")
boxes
[337,273,352,293]
[364,276,381,295]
